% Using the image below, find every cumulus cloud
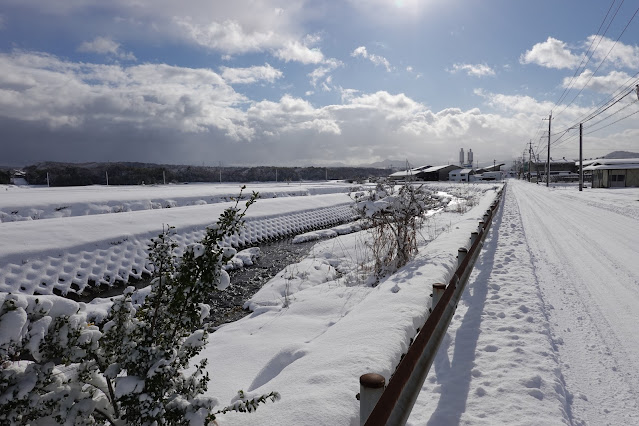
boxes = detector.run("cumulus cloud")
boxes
[449,63,495,77]
[247,94,341,136]
[77,36,136,61]
[587,35,639,69]
[220,63,283,84]
[351,46,392,72]
[273,40,324,64]
[0,50,249,137]
[3,48,626,167]
[308,58,342,88]
[564,69,634,94]
[175,18,324,64]
[520,37,581,69]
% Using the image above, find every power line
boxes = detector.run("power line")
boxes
[555,1,631,119]
[553,0,619,111]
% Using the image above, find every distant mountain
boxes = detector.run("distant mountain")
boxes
[603,151,639,159]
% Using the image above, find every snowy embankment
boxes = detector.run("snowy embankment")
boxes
[197,185,502,425]
[0,191,357,295]
[0,182,355,222]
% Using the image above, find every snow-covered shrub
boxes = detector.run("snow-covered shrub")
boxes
[0,188,280,425]
[353,181,435,279]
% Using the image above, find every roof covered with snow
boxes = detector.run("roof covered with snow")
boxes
[421,164,460,173]
[388,165,432,177]
[583,163,639,171]
[579,158,639,167]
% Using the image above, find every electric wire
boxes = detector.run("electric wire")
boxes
[553,0,619,111]
[554,1,632,119]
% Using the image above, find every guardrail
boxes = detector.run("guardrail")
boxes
[359,187,504,425]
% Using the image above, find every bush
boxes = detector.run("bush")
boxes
[354,181,435,279]
[0,188,279,425]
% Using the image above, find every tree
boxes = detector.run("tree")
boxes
[0,187,279,425]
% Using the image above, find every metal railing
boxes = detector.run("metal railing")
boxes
[359,188,504,425]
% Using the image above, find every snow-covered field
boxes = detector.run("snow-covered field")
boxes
[1,179,637,425]
[0,182,360,295]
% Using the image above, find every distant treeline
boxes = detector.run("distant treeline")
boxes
[0,169,10,184]
[21,162,390,186]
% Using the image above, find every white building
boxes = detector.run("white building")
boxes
[449,168,475,182]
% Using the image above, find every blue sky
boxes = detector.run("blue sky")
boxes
[1,0,638,167]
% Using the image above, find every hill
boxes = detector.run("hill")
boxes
[20,162,391,186]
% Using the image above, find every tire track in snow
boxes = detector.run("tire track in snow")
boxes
[512,181,639,425]
[409,184,571,425]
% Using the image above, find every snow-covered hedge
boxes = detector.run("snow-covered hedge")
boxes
[0,189,279,425]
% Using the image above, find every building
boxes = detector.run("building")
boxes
[583,158,639,188]
[524,158,577,182]
[388,165,432,181]
[389,164,462,181]
[449,168,475,182]
[415,165,462,181]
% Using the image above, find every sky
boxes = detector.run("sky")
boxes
[1,0,639,168]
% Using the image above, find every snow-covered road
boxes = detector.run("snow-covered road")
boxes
[410,180,638,425]
[514,181,639,424]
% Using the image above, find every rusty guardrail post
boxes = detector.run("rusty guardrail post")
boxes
[457,247,468,268]
[431,283,446,311]
[470,231,479,245]
[360,373,385,426]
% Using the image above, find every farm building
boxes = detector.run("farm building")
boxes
[583,158,639,188]
[414,164,462,181]
[388,164,461,181]
[449,168,476,182]
[388,165,431,181]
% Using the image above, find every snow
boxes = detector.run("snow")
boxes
[0,182,359,295]
[0,181,355,222]
[2,180,638,424]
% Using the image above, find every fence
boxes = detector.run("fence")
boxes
[359,187,504,425]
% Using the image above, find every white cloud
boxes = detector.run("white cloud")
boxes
[308,58,342,88]
[274,40,324,64]
[0,50,249,137]
[564,69,634,94]
[450,63,495,77]
[78,36,136,61]
[247,94,341,136]
[520,37,581,69]
[351,46,392,72]
[220,63,283,84]
[587,35,639,69]
[175,18,324,64]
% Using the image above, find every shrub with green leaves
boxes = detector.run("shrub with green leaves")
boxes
[0,187,279,425]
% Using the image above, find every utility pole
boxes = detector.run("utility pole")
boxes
[163,170,166,185]
[528,140,533,182]
[579,123,583,191]
[542,113,551,186]
[106,171,109,186]
[46,172,50,187]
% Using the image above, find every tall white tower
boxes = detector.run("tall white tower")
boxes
[459,148,464,166]
[468,149,474,166]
